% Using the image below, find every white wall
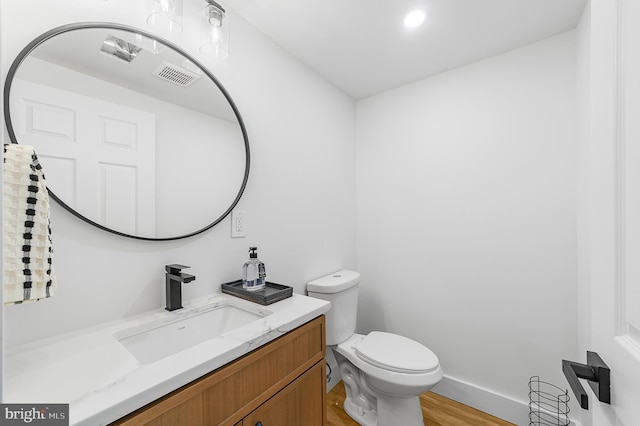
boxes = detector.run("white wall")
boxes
[0,0,4,401]
[575,4,592,425]
[1,0,356,346]
[355,32,578,423]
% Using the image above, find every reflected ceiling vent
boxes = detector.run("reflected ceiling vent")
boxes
[152,61,201,87]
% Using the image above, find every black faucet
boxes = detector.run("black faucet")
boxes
[165,264,196,311]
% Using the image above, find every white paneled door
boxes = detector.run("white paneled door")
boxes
[10,79,156,236]
[589,0,640,424]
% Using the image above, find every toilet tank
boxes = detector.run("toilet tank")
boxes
[306,270,360,345]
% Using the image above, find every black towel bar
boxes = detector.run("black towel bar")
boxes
[562,351,610,410]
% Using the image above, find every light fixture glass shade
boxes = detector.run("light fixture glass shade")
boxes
[200,3,229,61]
[147,0,183,36]
[132,33,165,55]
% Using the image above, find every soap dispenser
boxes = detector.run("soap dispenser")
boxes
[243,247,266,291]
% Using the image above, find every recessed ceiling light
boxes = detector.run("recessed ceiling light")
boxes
[404,9,426,28]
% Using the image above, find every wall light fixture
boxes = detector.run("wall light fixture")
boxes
[199,0,229,62]
[147,0,184,36]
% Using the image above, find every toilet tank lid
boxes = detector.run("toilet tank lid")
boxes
[307,270,360,293]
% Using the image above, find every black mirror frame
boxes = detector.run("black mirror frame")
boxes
[3,22,250,241]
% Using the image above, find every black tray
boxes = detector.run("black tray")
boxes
[221,280,293,305]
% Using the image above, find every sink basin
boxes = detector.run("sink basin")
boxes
[114,300,271,364]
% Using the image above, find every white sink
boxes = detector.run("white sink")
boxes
[114,300,271,364]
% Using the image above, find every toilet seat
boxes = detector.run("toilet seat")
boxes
[354,332,439,374]
[335,333,443,398]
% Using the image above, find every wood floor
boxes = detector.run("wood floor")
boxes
[326,382,515,426]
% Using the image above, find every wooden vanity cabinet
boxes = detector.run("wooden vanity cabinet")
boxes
[111,315,326,426]
[241,362,324,426]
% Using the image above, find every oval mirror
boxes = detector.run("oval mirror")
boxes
[4,23,250,240]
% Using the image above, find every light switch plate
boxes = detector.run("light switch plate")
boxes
[231,211,246,238]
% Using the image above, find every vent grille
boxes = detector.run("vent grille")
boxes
[152,61,201,87]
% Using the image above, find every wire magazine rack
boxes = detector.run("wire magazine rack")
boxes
[529,376,570,426]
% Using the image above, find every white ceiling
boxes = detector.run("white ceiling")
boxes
[228,0,587,100]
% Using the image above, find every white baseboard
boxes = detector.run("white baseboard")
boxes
[432,375,582,426]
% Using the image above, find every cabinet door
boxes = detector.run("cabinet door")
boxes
[115,393,203,426]
[243,362,325,426]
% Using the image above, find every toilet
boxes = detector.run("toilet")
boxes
[307,270,442,426]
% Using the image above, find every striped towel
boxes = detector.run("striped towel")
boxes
[3,144,57,304]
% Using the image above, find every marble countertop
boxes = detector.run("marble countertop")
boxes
[4,293,330,425]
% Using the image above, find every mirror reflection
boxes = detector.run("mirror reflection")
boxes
[5,24,249,240]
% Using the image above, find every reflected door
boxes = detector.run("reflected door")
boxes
[10,79,156,236]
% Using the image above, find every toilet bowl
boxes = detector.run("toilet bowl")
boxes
[307,270,443,426]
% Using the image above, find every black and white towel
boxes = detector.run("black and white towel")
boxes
[3,144,57,304]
